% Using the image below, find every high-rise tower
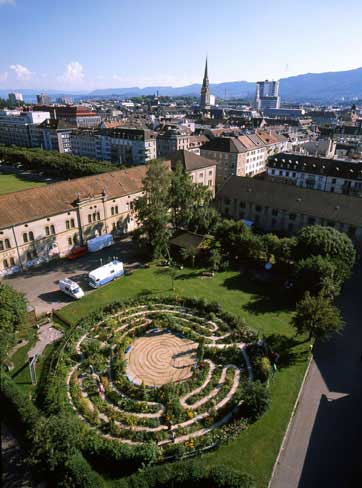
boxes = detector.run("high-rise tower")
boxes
[200,57,211,109]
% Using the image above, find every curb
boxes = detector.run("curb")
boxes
[268,353,314,488]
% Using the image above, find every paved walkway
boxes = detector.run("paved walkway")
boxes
[27,323,63,359]
[270,264,362,488]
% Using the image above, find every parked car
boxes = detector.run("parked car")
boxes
[66,246,88,260]
[59,278,84,299]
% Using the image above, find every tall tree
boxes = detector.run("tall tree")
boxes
[169,162,195,229]
[294,226,356,282]
[294,255,341,299]
[134,160,171,259]
[0,284,27,360]
[292,292,344,340]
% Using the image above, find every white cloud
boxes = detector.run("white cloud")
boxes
[0,71,8,82]
[10,64,32,80]
[61,61,85,82]
[0,0,16,5]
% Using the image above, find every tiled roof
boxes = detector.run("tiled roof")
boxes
[268,152,362,180]
[165,150,216,172]
[0,166,150,229]
[217,176,362,227]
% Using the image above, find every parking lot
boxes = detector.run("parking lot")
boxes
[3,237,144,315]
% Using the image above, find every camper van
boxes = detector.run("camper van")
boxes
[59,278,84,299]
[87,234,114,253]
[88,260,124,288]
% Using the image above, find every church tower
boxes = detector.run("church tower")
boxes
[200,57,211,109]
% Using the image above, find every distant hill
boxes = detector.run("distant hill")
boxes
[1,67,361,102]
[89,67,362,101]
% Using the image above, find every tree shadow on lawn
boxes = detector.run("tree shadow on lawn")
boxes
[223,273,293,315]
[266,333,308,368]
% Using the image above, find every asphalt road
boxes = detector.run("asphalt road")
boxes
[3,237,143,315]
[270,264,362,488]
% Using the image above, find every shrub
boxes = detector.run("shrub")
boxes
[63,451,105,488]
[1,373,40,437]
[208,465,256,488]
[253,356,272,382]
[241,381,271,422]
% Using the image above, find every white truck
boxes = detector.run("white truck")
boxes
[87,234,114,253]
[59,278,84,299]
[88,260,124,288]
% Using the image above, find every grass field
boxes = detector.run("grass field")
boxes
[55,265,309,488]
[0,173,47,195]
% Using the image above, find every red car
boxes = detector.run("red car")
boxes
[66,246,88,260]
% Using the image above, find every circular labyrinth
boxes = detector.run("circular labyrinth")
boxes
[126,332,198,386]
[65,299,255,450]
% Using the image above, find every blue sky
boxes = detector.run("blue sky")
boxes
[0,0,361,91]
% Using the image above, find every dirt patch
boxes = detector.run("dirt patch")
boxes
[126,332,198,387]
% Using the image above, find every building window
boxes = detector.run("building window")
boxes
[23,233,28,243]
[331,187,335,192]
[208,180,212,187]
[3,259,9,269]
[73,234,78,244]
[0,241,3,251]
[45,226,50,236]
[289,213,296,221]
[50,225,55,234]
[66,220,70,230]
[111,206,115,216]
[97,212,101,221]
[5,238,10,249]
[29,231,34,241]
[272,209,278,217]
[115,205,118,214]
[271,169,275,175]
[10,257,15,266]
[68,237,72,246]
[71,218,75,228]
[255,205,262,213]
[88,214,92,223]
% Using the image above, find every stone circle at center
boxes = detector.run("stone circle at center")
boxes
[125,331,198,387]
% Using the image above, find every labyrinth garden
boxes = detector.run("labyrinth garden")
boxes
[48,295,269,458]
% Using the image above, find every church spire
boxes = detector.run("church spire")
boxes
[200,56,211,109]
[204,57,208,82]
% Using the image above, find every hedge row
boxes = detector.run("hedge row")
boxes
[1,372,105,488]
[113,461,256,488]
[0,144,118,179]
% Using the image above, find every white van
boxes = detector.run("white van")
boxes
[88,260,124,288]
[59,278,84,299]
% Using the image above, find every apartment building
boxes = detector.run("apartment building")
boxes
[267,152,362,197]
[165,149,216,196]
[216,176,362,248]
[200,130,288,185]
[0,110,50,147]
[33,105,101,128]
[0,166,148,275]
[99,128,157,164]
[157,129,191,157]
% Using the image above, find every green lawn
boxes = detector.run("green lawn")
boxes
[0,173,47,195]
[56,265,309,488]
